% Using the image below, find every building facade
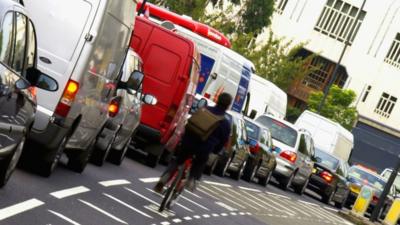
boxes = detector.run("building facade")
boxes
[270,0,400,171]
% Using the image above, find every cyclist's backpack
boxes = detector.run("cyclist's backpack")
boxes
[186,108,224,141]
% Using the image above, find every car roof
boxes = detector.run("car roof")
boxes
[351,165,383,179]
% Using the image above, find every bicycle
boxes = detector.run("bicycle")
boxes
[159,157,193,212]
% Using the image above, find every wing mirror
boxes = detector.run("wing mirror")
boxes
[25,67,58,91]
[210,72,218,80]
[118,70,144,92]
[142,94,157,105]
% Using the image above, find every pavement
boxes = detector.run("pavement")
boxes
[0,149,355,225]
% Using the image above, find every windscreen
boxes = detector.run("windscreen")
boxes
[315,149,340,171]
[348,167,386,191]
[256,116,297,147]
[244,121,260,140]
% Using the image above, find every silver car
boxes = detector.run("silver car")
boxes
[256,114,315,194]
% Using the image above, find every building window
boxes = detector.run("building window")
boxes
[275,0,289,14]
[362,85,371,102]
[374,92,397,118]
[302,58,330,90]
[314,0,366,45]
[384,33,400,68]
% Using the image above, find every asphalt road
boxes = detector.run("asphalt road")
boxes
[0,149,354,225]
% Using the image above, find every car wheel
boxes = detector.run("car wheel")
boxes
[214,154,232,177]
[242,160,257,182]
[0,136,26,188]
[67,138,95,173]
[204,158,218,175]
[322,188,335,204]
[146,153,161,168]
[279,172,294,190]
[232,160,246,180]
[90,134,116,167]
[294,177,309,195]
[259,169,273,187]
[38,135,68,177]
[108,137,132,166]
[334,190,349,209]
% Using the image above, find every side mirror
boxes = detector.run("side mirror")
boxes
[249,109,257,119]
[142,94,157,105]
[119,70,144,92]
[26,67,58,91]
[210,72,218,80]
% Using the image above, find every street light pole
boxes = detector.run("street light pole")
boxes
[370,154,400,222]
[317,0,367,113]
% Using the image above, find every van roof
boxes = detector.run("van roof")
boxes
[251,74,286,98]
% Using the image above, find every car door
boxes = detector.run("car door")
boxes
[0,11,35,151]
[296,133,311,179]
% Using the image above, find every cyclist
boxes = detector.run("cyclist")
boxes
[154,93,232,192]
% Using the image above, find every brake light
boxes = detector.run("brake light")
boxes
[108,99,120,117]
[55,79,79,117]
[250,143,261,154]
[204,93,211,99]
[372,195,379,204]
[320,171,333,183]
[280,151,297,163]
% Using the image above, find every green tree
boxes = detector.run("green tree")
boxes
[241,0,274,34]
[154,0,207,20]
[308,85,358,130]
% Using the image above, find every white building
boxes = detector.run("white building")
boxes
[270,0,400,171]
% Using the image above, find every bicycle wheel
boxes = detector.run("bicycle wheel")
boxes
[159,165,184,212]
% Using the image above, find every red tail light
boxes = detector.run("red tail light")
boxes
[55,79,79,117]
[280,150,297,163]
[320,171,333,183]
[250,143,261,154]
[108,99,120,118]
[372,195,379,204]
[204,93,211,99]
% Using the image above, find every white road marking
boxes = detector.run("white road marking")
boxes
[139,177,160,183]
[212,213,219,217]
[125,188,159,206]
[238,186,261,192]
[184,190,202,199]
[222,188,261,211]
[268,195,311,217]
[255,193,296,216]
[204,185,249,209]
[50,186,90,199]
[183,216,192,221]
[323,206,339,212]
[180,195,209,211]
[239,212,245,215]
[230,212,237,216]
[99,179,131,187]
[298,200,319,207]
[160,221,170,225]
[0,198,44,221]
[265,191,291,199]
[221,213,228,216]
[297,201,343,223]
[197,187,220,200]
[203,180,232,187]
[48,210,81,225]
[203,214,210,218]
[145,188,194,213]
[193,215,201,219]
[215,202,237,211]
[172,218,182,223]
[78,199,127,224]
[143,205,175,218]
[246,212,252,215]
[103,193,153,219]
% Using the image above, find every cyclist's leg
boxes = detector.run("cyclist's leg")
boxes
[186,152,209,191]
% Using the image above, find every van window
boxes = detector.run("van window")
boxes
[13,13,27,74]
[298,134,308,155]
[0,12,14,66]
[26,20,36,70]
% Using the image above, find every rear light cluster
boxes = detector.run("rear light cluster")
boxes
[250,143,261,154]
[280,150,297,163]
[108,98,121,118]
[320,171,333,183]
[372,195,379,204]
[55,79,79,117]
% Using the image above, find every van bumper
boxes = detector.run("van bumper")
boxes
[28,119,70,150]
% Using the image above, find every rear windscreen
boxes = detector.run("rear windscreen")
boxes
[256,116,297,147]
[245,121,260,140]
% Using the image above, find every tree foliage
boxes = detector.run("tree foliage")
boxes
[308,85,357,130]
[241,0,274,33]
[154,0,208,20]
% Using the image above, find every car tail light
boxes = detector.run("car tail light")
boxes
[204,93,211,99]
[320,171,333,183]
[108,99,120,118]
[372,195,379,204]
[250,143,261,154]
[55,79,79,117]
[280,150,297,164]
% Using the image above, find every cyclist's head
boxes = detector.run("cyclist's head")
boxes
[217,92,233,111]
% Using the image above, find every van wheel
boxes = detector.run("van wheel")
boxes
[67,139,95,173]
[204,158,218,175]
[259,169,273,187]
[214,155,231,177]
[0,137,25,188]
[108,137,132,166]
[90,134,116,167]
[279,172,294,190]
[242,161,257,182]
[294,177,309,195]
[231,160,247,180]
[38,135,68,177]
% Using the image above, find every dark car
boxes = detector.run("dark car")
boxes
[0,0,57,187]
[308,149,350,208]
[205,111,250,180]
[242,118,276,186]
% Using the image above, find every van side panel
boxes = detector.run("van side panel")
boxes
[132,18,192,138]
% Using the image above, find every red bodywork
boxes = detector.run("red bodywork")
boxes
[131,17,199,149]
[137,1,231,48]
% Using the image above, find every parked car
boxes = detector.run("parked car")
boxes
[206,111,250,180]
[90,49,157,166]
[255,115,315,194]
[22,0,137,176]
[130,16,200,167]
[242,118,276,186]
[0,0,58,187]
[346,165,397,216]
[308,149,350,208]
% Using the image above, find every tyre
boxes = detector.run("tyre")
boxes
[37,135,68,177]
[108,137,132,165]
[146,153,161,168]
[293,177,309,195]
[279,172,294,190]
[322,188,335,204]
[259,169,273,187]
[242,160,257,182]
[0,137,25,188]
[204,156,218,175]
[67,139,95,173]
[334,199,345,209]
[90,134,116,167]
[159,167,184,212]
[214,155,231,177]
[231,160,246,180]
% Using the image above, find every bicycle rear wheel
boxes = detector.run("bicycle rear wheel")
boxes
[159,166,184,212]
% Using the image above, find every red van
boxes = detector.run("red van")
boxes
[131,17,200,167]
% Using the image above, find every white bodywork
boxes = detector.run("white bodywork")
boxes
[295,110,354,161]
[248,74,287,119]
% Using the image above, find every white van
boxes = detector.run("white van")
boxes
[169,22,255,113]
[295,110,354,161]
[23,0,137,176]
[247,74,287,119]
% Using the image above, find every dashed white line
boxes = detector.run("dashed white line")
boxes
[78,199,127,224]
[103,193,153,219]
[48,210,81,225]
[238,186,261,192]
[203,180,232,187]
[323,207,339,212]
[298,200,319,207]
[160,221,170,225]
[239,212,245,215]
[172,218,182,223]
[99,179,131,187]
[215,202,237,211]
[230,212,237,216]
[193,215,201,219]
[180,195,209,211]
[203,214,210,218]
[221,213,228,216]
[139,177,160,183]
[183,216,192,221]
[50,186,90,199]
[0,198,44,221]
[212,213,220,217]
